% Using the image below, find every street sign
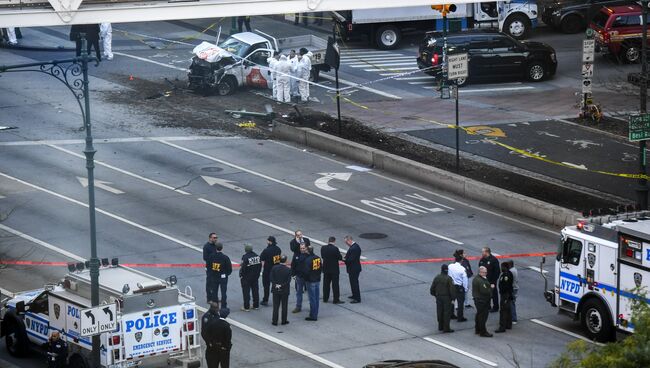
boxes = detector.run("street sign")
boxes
[80,304,117,337]
[581,63,594,78]
[630,114,650,142]
[583,39,595,63]
[447,53,468,80]
[582,78,592,93]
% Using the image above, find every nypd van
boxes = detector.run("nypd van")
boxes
[542,213,650,342]
[1,264,201,367]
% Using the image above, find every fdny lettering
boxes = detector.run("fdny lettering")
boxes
[312,258,321,271]
[272,255,281,264]
[124,312,178,333]
[28,318,49,335]
[67,306,80,318]
[560,278,581,294]
[212,262,221,271]
[248,256,261,266]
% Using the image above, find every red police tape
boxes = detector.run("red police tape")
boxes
[0,252,556,268]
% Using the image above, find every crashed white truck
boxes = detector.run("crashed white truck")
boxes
[188,31,329,96]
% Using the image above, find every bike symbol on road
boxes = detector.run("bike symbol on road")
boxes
[565,139,602,149]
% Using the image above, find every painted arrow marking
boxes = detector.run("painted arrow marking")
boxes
[77,177,125,195]
[201,176,251,193]
[561,162,588,170]
[315,173,352,192]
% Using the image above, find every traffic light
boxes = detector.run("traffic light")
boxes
[431,4,457,16]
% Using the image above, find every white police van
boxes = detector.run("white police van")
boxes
[1,263,201,367]
[542,213,650,342]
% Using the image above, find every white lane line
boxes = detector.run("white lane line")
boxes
[0,136,238,146]
[0,171,206,255]
[350,63,417,69]
[363,67,419,72]
[531,319,604,346]
[0,286,16,298]
[198,198,243,215]
[113,52,189,72]
[458,86,535,93]
[49,145,191,196]
[0,224,86,262]
[340,50,396,56]
[348,62,416,68]
[269,141,557,235]
[341,56,413,62]
[318,74,402,100]
[527,266,548,274]
[423,337,498,367]
[251,218,359,258]
[408,81,436,85]
[396,76,435,81]
[157,140,462,245]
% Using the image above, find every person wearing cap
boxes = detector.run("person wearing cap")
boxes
[207,243,232,308]
[260,236,282,306]
[302,245,322,321]
[270,255,292,325]
[240,243,262,311]
[430,264,455,333]
[202,303,232,368]
[47,330,68,368]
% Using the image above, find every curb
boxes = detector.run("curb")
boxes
[0,43,74,52]
[272,123,580,227]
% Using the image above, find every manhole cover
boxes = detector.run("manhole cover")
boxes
[359,233,387,240]
[201,167,223,173]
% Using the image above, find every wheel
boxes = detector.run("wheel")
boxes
[504,15,531,40]
[560,14,583,34]
[375,25,401,50]
[455,77,468,87]
[217,77,236,96]
[4,318,28,357]
[580,298,614,342]
[622,43,641,63]
[526,61,546,82]
[68,354,89,368]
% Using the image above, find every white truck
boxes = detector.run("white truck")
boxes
[334,1,539,49]
[1,264,201,367]
[541,213,650,342]
[188,31,329,96]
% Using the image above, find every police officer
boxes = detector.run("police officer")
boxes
[240,243,262,311]
[47,331,67,368]
[260,236,282,306]
[207,243,232,308]
[473,266,493,337]
[321,236,344,304]
[270,255,291,325]
[203,233,220,302]
[430,264,455,333]
[291,244,309,313]
[202,304,232,368]
[303,246,321,321]
[478,247,500,312]
[495,262,514,333]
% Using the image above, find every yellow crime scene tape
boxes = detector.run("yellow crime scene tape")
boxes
[115,19,223,50]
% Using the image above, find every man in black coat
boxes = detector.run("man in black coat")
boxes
[343,235,362,303]
[69,24,101,60]
[289,230,310,257]
[495,262,514,333]
[291,244,309,313]
[270,255,291,325]
[321,236,344,304]
[203,233,219,301]
[207,243,232,308]
[240,244,262,311]
[202,305,232,368]
[260,236,282,306]
[302,246,322,321]
[478,247,500,312]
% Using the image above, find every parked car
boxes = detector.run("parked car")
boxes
[541,0,632,34]
[416,30,557,86]
[591,4,649,63]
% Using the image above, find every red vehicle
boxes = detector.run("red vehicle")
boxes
[590,4,649,63]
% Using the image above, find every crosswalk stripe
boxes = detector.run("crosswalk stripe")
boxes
[349,62,416,68]
[396,76,435,80]
[408,81,436,85]
[340,55,411,61]
[363,66,419,72]
[339,50,396,56]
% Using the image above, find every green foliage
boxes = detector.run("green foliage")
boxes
[550,287,650,368]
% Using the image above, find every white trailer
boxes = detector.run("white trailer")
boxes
[542,213,650,342]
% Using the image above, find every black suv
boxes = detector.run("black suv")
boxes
[541,0,633,33]
[416,30,557,86]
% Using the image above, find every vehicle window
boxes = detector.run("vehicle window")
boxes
[491,36,516,50]
[218,38,250,58]
[468,37,490,50]
[30,293,49,315]
[248,50,271,66]
[592,12,609,28]
[626,15,641,26]
[563,238,583,265]
[480,2,498,18]
[612,16,625,27]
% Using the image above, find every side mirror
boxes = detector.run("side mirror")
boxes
[15,301,25,314]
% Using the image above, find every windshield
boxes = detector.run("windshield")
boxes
[592,11,609,29]
[218,37,250,57]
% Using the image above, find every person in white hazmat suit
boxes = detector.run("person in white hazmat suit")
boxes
[275,55,292,103]
[100,23,113,60]
[296,48,312,103]
[4,27,17,45]
[288,49,299,99]
[266,54,281,100]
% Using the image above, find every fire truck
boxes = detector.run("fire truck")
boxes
[542,213,650,342]
[1,263,201,367]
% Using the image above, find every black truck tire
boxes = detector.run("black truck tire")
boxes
[580,298,614,342]
[504,14,531,40]
[217,76,237,96]
[68,354,90,368]
[622,42,641,63]
[375,25,401,50]
[561,14,583,34]
[4,315,29,357]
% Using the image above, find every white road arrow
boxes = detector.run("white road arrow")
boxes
[561,162,588,170]
[201,176,251,193]
[76,177,124,194]
[315,173,352,191]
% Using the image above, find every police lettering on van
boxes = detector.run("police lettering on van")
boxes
[124,312,177,333]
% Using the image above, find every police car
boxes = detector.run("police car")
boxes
[1,263,201,367]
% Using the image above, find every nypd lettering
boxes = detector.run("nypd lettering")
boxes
[125,312,177,333]
[26,316,49,337]
[560,278,581,294]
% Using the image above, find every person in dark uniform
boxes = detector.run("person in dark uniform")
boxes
[478,247,500,312]
[473,266,493,337]
[260,236,282,306]
[237,16,252,32]
[303,246,322,321]
[203,233,220,302]
[343,235,362,303]
[430,264,455,333]
[291,244,309,313]
[321,236,344,304]
[69,24,101,61]
[290,230,311,257]
[270,255,291,325]
[495,262,514,333]
[202,304,232,368]
[208,243,232,308]
[240,244,262,311]
[47,331,67,368]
